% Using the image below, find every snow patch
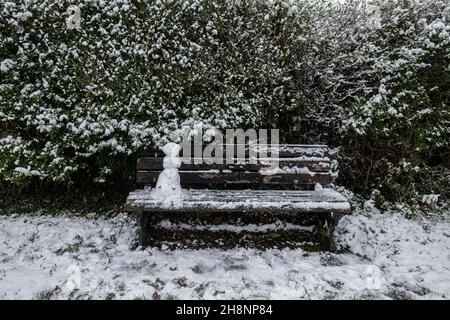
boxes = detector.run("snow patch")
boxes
[0,206,449,299]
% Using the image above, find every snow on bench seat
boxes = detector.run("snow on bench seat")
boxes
[125,188,350,213]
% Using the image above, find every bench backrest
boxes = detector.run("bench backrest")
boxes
[136,144,334,190]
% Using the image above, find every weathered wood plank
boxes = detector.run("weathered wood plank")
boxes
[130,189,349,202]
[137,157,330,172]
[138,144,330,158]
[136,170,331,186]
[125,188,350,214]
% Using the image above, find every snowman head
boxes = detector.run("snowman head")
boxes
[162,142,181,157]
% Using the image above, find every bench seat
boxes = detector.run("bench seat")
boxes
[125,188,350,213]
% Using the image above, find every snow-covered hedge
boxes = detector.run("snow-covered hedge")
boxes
[321,0,450,200]
[1,0,449,200]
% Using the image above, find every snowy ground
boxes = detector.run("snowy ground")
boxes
[0,206,449,300]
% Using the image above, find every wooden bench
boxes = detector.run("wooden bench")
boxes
[125,144,350,250]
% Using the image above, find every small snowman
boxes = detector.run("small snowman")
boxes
[152,142,183,202]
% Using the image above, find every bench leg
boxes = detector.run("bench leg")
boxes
[133,211,147,247]
[329,212,343,252]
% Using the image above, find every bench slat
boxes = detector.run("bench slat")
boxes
[136,170,331,186]
[137,158,330,172]
[138,144,330,158]
[125,188,350,213]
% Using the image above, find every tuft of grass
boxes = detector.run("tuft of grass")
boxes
[143,278,166,291]
[34,287,61,300]
[105,293,116,300]
[54,235,84,256]
[326,280,344,290]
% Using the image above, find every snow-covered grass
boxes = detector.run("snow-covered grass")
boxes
[0,206,449,300]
